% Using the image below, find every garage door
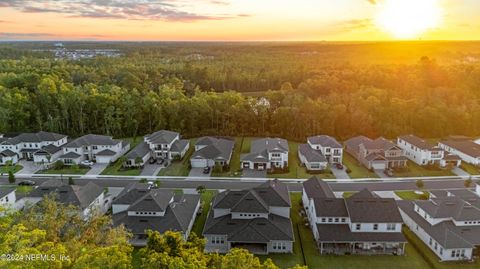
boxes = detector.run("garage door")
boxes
[191,158,207,168]
[372,162,386,170]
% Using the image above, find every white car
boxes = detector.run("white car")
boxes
[81,160,95,166]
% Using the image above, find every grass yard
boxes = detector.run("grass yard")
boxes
[264,193,432,269]
[404,228,480,269]
[0,165,23,174]
[158,139,196,176]
[395,191,429,200]
[101,160,142,176]
[460,163,480,175]
[191,190,217,237]
[268,141,335,179]
[16,185,34,194]
[37,166,90,175]
[211,137,243,177]
[343,153,378,179]
[393,161,455,177]
[342,192,356,198]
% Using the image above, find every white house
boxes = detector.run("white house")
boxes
[59,134,130,165]
[32,144,64,166]
[144,130,190,160]
[0,188,16,213]
[439,139,480,166]
[307,135,343,164]
[397,135,461,167]
[298,144,328,171]
[302,177,406,255]
[398,188,480,261]
[123,142,151,168]
[241,138,289,170]
[0,131,67,164]
[190,137,235,168]
[0,150,18,166]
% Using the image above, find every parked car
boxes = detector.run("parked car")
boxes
[148,158,157,164]
[203,166,211,174]
[81,160,94,166]
[335,163,344,170]
[18,180,36,186]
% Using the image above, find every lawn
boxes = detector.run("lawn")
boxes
[158,139,196,176]
[395,191,429,200]
[268,141,335,179]
[342,153,378,179]
[460,163,480,175]
[16,185,34,194]
[404,227,480,269]
[190,190,217,237]
[211,137,243,177]
[37,166,90,175]
[101,137,144,176]
[264,192,432,269]
[0,165,23,174]
[393,161,455,177]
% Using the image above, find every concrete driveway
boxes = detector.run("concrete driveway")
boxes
[452,167,470,177]
[17,160,42,174]
[242,169,267,178]
[140,163,163,176]
[375,169,389,178]
[189,168,211,178]
[331,166,351,179]
[85,163,108,175]
[374,191,402,200]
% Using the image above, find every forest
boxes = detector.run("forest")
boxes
[0,41,480,141]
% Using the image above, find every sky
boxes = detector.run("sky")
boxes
[0,0,479,41]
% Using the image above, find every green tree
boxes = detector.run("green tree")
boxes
[416,179,425,189]
[7,170,15,184]
[68,176,75,185]
[196,185,206,194]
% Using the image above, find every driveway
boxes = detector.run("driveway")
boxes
[85,163,108,175]
[242,169,267,178]
[188,168,211,178]
[331,166,350,179]
[17,160,42,174]
[140,163,163,176]
[452,167,470,177]
[375,169,389,178]
[374,191,402,200]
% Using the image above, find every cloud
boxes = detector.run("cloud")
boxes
[0,0,243,22]
[0,32,57,38]
[338,19,374,31]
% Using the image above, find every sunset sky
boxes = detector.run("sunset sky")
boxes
[0,0,479,41]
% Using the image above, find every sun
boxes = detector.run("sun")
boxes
[376,0,442,39]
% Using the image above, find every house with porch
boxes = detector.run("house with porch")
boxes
[144,130,189,161]
[203,179,294,254]
[190,137,235,168]
[59,134,130,165]
[345,136,408,170]
[438,139,480,166]
[302,177,406,255]
[123,142,151,168]
[241,138,289,171]
[398,185,480,261]
[397,135,461,167]
[112,183,200,246]
[32,144,64,166]
[0,131,67,164]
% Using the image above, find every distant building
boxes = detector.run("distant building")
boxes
[298,135,343,171]
[438,139,480,166]
[0,188,16,213]
[241,138,289,171]
[345,136,407,170]
[190,137,235,168]
[302,177,406,255]
[144,130,189,161]
[397,135,461,167]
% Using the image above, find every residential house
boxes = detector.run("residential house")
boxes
[144,130,190,160]
[59,134,130,165]
[241,138,289,171]
[0,131,67,164]
[439,139,480,166]
[302,177,406,255]
[124,142,151,168]
[0,188,16,210]
[33,144,64,166]
[398,186,480,261]
[112,183,200,246]
[397,135,461,167]
[203,179,294,254]
[307,135,343,164]
[0,150,18,166]
[345,136,407,170]
[190,137,235,168]
[20,180,106,218]
[298,144,328,171]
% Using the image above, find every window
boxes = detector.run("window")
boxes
[341,218,346,223]
[356,224,361,230]
[387,223,396,231]
[321,218,326,223]
[334,218,339,223]
[429,238,433,246]
[373,224,378,231]
[328,218,333,223]
[440,248,443,255]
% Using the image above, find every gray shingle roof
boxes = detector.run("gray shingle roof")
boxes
[252,138,289,153]
[307,135,342,148]
[302,176,336,199]
[192,137,234,161]
[34,144,61,155]
[28,182,103,209]
[298,144,327,163]
[440,140,480,158]
[128,189,174,212]
[60,152,82,159]
[398,135,438,151]
[96,149,116,156]
[316,224,406,243]
[171,139,189,152]
[346,190,403,223]
[65,134,120,147]
[0,149,16,157]
[0,131,66,145]
[416,196,480,221]
[0,187,15,198]
[145,130,179,145]
[126,142,150,160]
[113,183,151,204]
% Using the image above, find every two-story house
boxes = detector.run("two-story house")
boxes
[203,179,294,254]
[144,130,190,161]
[190,136,235,168]
[298,135,343,171]
[241,138,289,171]
[302,177,406,255]
[112,183,200,246]
[438,138,480,166]
[0,131,67,164]
[398,185,480,261]
[397,135,461,167]
[59,134,130,165]
[345,136,408,170]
